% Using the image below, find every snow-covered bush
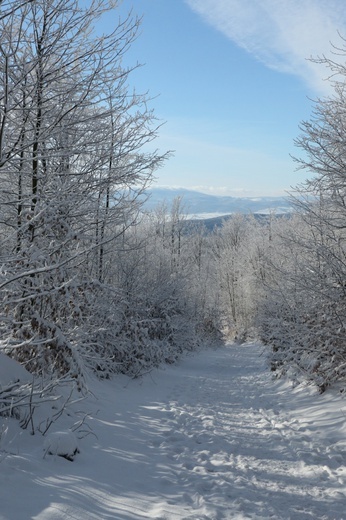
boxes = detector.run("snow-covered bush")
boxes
[0,350,85,441]
[258,201,346,391]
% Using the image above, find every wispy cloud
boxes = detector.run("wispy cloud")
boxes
[185,0,346,93]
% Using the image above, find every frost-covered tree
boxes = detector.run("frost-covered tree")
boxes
[259,39,346,390]
[213,214,267,340]
[0,0,167,379]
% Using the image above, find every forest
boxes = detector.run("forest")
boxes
[1,0,346,435]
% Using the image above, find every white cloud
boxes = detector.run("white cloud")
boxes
[185,0,346,93]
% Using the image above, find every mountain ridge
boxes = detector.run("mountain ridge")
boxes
[143,187,292,215]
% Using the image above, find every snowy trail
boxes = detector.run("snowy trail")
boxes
[1,343,346,519]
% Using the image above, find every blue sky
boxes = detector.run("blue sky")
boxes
[104,0,346,197]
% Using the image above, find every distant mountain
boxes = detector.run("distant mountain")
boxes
[142,187,292,216]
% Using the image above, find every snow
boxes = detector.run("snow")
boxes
[43,431,80,461]
[0,351,32,386]
[1,342,346,519]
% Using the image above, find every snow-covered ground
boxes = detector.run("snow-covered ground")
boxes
[1,343,346,520]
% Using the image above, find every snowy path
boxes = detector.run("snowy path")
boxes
[1,343,346,519]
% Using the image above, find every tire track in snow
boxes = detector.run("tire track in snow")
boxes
[147,344,346,520]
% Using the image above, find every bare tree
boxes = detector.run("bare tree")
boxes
[260,38,346,389]
[0,0,167,379]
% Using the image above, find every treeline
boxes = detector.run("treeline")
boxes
[211,38,346,391]
[212,39,346,392]
[258,44,346,391]
[0,0,223,390]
